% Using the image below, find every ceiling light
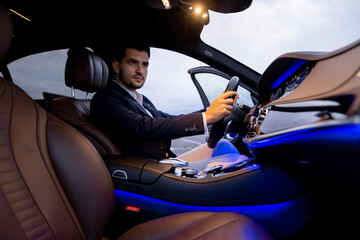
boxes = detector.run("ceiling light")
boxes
[10,9,31,22]
[195,7,202,14]
[179,1,210,25]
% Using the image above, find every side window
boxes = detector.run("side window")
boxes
[191,70,254,108]
[7,49,91,100]
[195,73,229,104]
[141,48,204,114]
[8,49,69,99]
[144,48,209,154]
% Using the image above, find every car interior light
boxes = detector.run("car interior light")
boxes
[10,9,31,22]
[178,1,209,24]
[161,0,171,9]
[125,205,140,212]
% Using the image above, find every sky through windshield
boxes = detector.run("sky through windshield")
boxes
[201,0,360,73]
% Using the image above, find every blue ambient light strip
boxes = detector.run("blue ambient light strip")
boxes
[246,124,360,150]
[114,189,314,238]
[270,59,307,89]
[115,189,294,215]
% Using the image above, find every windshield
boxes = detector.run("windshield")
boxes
[201,0,360,74]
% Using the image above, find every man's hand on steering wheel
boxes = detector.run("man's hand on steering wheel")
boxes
[206,76,240,149]
[204,91,239,125]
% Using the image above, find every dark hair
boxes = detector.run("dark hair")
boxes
[114,41,150,61]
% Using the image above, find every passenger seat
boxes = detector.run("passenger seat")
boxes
[49,48,120,155]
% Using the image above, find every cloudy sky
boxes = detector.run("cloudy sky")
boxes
[8,0,360,115]
[203,0,360,73]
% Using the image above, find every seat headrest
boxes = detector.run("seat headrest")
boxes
[0,4,13,61]
[65,48,109,93]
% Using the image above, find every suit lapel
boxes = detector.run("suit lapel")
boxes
[143,98,161,117]
[135,102,152,117]
[108,81,153,117]
[129,98,151,116]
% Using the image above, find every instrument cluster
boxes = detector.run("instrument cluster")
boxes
[269,62,314,102]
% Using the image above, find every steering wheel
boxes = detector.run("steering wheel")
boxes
[207,76,240,149]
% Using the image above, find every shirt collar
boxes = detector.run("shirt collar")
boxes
[113,80,144,105]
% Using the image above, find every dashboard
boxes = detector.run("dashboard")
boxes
[241,39,360,139]
[256,39,360,110]
[237,39,360,188]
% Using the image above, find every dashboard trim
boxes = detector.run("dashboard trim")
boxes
[244,116,359,144]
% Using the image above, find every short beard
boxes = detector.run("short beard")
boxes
[118,71,143,90]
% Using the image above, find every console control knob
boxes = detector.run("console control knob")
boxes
[174,167,197,177]
[183,167,197,176]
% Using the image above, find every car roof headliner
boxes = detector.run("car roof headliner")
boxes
[3,2,198,60]
[1,1,260,92]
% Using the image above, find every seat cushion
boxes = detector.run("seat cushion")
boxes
[118,211,272,240]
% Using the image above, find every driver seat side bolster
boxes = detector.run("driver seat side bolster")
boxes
[0,78,89,239]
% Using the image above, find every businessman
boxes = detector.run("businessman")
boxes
[91,42,238,160]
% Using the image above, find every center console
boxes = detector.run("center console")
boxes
[104,152,307,205]
[104,153,313,238]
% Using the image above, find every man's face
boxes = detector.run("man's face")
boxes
[114,48,149,92]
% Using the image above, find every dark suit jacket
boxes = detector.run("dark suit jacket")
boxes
[90,80,205,159]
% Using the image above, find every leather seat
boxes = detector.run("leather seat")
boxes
[0,4,272,240]
[49,47,120,155]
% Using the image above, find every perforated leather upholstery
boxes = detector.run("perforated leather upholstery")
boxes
[0,77,115,240]
[50,48,120,155]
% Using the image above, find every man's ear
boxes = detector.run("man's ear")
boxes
[112,60,120,73]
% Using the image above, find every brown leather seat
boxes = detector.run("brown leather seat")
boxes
[0,4,272,240]
[49,48,120,155]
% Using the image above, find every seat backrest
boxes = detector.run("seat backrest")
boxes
[49,48,120,155]
[0,5,115,239]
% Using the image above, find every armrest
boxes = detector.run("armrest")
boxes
[103,155,173,184]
